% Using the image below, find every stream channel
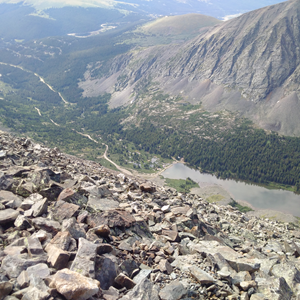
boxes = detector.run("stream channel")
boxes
[162,163,300,217]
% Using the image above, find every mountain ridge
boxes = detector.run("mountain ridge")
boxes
[0,0,286,19]
[80,0,300,136]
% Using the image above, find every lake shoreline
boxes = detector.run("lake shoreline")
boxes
[161,163,300,222]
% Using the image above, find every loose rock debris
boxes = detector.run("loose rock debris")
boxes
[0,130,299,299]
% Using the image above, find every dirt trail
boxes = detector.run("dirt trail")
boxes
[34,107,42,116]
[73,130,99,144]
[103,144,132,176]
[0,62,69,105]
[50,119,60,127]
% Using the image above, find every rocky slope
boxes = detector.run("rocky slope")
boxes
[81,0,300,136]
[1,132,300,299]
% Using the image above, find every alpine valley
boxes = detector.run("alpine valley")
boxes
[1,0,300,194]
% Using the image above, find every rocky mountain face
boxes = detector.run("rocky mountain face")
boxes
[1,133,300,299]
[84,0,300,136]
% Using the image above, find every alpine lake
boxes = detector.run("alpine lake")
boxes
[162,163,300,217]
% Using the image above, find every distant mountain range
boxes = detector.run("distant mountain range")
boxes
[0,0,287,28]
[81,0,300,136]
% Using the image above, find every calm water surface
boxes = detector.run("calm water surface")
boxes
[162,163,300,217]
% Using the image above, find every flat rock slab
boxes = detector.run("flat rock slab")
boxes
[26,236,45,256]
[46,244,70,270]
[50,268,100,300]
[189,265,215,284]
[161,229,180,242]
[82,185,111,197]
[87,196,119,211]
[188,240,239,261]
[52,200,79,222]
[57,188,88,206]
[32,217,61,234]
[21,286,50,300]
[26,263,50,279]
[0,209,19,224]
[257,277,293,300]
[31,199,48,218]
[119,278,159,300]
[0,190,22,202]
[62,218,86,240]
[71,238,98,278]
[171,206,191,216]
[1,254,46,278]
[159,280,187,300]
[87,210,136,228]
[95,254,120,290]
[46,231,71,251]
[171,255,200,272]
[133,269,152,285]
[226,258,261,273]
[271,261,300,289]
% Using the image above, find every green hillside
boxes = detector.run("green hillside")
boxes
[140,14,221,36]
[126,13,222,46]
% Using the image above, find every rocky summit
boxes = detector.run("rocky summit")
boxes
[0,130,300,300]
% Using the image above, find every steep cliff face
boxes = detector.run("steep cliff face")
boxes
[169,0,300,102]
[82,0,300,136]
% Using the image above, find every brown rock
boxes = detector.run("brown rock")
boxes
[50,268,100,300]
[77,211,89,223]
[46,231,71,251]
[240,280,257,291]
[46,244,70,270]
[94,225,110,237]
[0,281,13,300]
[171,206,190,216]
[140,184,156,193]
[97,244,113,255]
[161,229,180,242]
[115,273,136,289]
